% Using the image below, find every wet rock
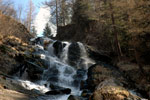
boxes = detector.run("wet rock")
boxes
[81,90,91,98]
[67,95,82,100]
[44,66,59,83]
[76,69,87,78]
[31,37,44,45]
[49,84,62,90]
[73,69,87,81]
[25,61,44,81]
[45,88,71,95]
[53,40,63,57]
[68,42,80,67]
[31,89,43,95]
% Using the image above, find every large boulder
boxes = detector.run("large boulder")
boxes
[87,63,126,90]
[90,78,142,100]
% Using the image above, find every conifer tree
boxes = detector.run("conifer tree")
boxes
[31,26,37,37]
[43,23,51,38]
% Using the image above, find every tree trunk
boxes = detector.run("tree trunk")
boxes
[109,3,123,60]
[56,0,59,31]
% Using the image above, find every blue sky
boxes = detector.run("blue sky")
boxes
[13,0,46,12]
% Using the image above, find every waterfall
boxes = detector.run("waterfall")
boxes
[13,39,95,100]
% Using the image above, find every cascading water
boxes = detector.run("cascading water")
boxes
[13,38,95,100]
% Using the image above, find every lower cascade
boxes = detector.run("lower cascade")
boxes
[13,38,95,100]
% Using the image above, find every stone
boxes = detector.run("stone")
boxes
[68,42,80,67]
[45,88,71,95]
[90,79,141,100]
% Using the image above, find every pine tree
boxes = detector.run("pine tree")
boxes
[31,26,37,37]
[43,23,51,38]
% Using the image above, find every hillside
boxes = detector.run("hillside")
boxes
[0,12,32,42]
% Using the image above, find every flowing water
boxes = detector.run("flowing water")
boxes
[14,38,95,100]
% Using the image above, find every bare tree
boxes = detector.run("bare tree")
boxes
[44,0,59,29]
[17,4,23,22]
[44,0,74,28]
[25,0,35,31]
[0,0,17,18]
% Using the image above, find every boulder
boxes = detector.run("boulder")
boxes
[90,78,142,100]
[87,63,126,90]
[53,40,63,57]
[68,42,81,67]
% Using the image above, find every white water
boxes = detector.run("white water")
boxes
[14,39,95,100]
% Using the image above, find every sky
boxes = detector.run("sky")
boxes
[13,0,45,13]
